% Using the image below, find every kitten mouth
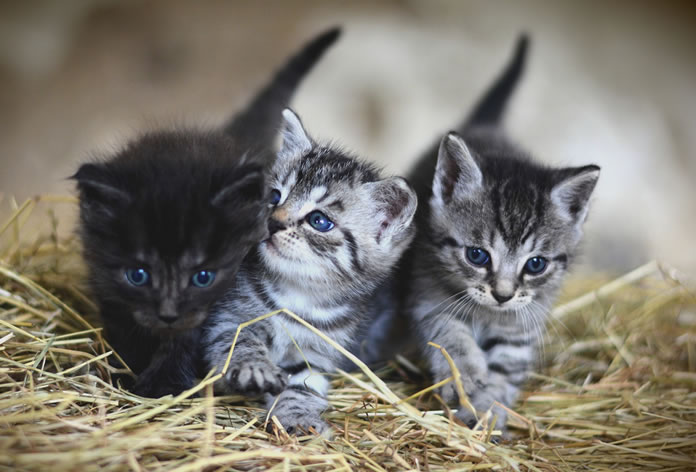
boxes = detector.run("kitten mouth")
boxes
[260,239,278,255]
[154,319,200,333]
[154,322,183,333]
[479,302,515,313]
[261,238,289,259]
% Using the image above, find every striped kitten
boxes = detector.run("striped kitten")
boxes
[404,36,600,430]
[203,108,417,434]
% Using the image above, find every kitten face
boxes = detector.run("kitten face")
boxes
[428,132,599,314]
[74,130,268,334]
[259,109,417,293]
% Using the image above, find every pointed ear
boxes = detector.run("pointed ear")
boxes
[365,177,418,246]
[211,165,265,208]
[278,108,314,160]
[550,165,600,224]
[432,132,482,204]
[71,163,131,215]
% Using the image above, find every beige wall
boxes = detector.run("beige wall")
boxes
[1,0,694,273]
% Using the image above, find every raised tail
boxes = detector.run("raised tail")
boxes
[465,34,529,128]
[224,27,341,156]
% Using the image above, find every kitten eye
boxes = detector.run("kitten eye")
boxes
[125,268,150,286]
[524,256,547,275]
[306,210,334,232]
[270,189,281,205]
[191,270,216,288]
[466,247,490,267]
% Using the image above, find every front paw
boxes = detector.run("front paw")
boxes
[223,358,287,396]
[454,390,508,433]
[131,377,191,398]
[435,374,484,406]
[437,377,461,405]
[266,388,330,435]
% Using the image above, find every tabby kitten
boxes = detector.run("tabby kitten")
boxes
[203,108,417,434]
[73,28,340,398]
[404,36,600,430]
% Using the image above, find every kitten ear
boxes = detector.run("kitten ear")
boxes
[365,177,418,246]
[72,163,131,215]
[211,165,265,207]
[550,165,600,224]
[278,108,314,160]
[432,132,482,204]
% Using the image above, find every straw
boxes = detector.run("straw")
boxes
[1,197,694,471]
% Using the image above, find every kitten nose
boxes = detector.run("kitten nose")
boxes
[267,218,286,236]
[159,299,178,323]
[158,314,177,324]
[491,290,514,304]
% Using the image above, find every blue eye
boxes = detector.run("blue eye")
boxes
[191,270,216,288]
[524,256,547,275]
[125,268,150,286]
[306,210,334,232]
[270,189,281,205]
[466,247,490,267]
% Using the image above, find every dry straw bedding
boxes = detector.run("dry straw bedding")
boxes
[1,196,695,471]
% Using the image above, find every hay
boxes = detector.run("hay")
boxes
[1,197,695,471]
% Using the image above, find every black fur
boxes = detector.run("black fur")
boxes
[73,28,341,397]
[225,27,341,165]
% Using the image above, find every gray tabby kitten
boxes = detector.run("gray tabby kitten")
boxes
[404,36,600,430]
[203,108,417,434]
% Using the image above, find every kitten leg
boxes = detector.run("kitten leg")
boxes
[132,333,199,398]
[423,318,510,430]
[265,368,330,435]
[424,319,489,405]
[458,371,520,436]
[206,327,287,396]
[457,340,534,430]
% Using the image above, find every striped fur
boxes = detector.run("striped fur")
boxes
[203,108,417,434]
[403,36,600,430]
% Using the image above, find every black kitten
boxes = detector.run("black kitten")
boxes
[73,28,341,398]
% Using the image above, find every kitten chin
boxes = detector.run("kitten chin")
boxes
[72,27,341,397]
[401,35,600,430]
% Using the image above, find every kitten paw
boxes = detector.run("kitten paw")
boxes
[224,359,287,396]
[454,393,509,434]
[435,371,487,406]
[437,380,461,405]
[131,377,192,398]
[266,388,330,435]
[454,406,479,429]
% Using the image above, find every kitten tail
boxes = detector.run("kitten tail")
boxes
[224,27,342,157]
[465,34,529,128]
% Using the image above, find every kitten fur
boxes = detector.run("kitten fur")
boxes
[72,28,341,398]
[402,35,600,430]
[203,108,417,434]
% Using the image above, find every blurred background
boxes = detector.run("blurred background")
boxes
[0,0,694,274]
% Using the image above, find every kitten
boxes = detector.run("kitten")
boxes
[403,35,600,430]
[203,108,417,434]
[72,28,341,398]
